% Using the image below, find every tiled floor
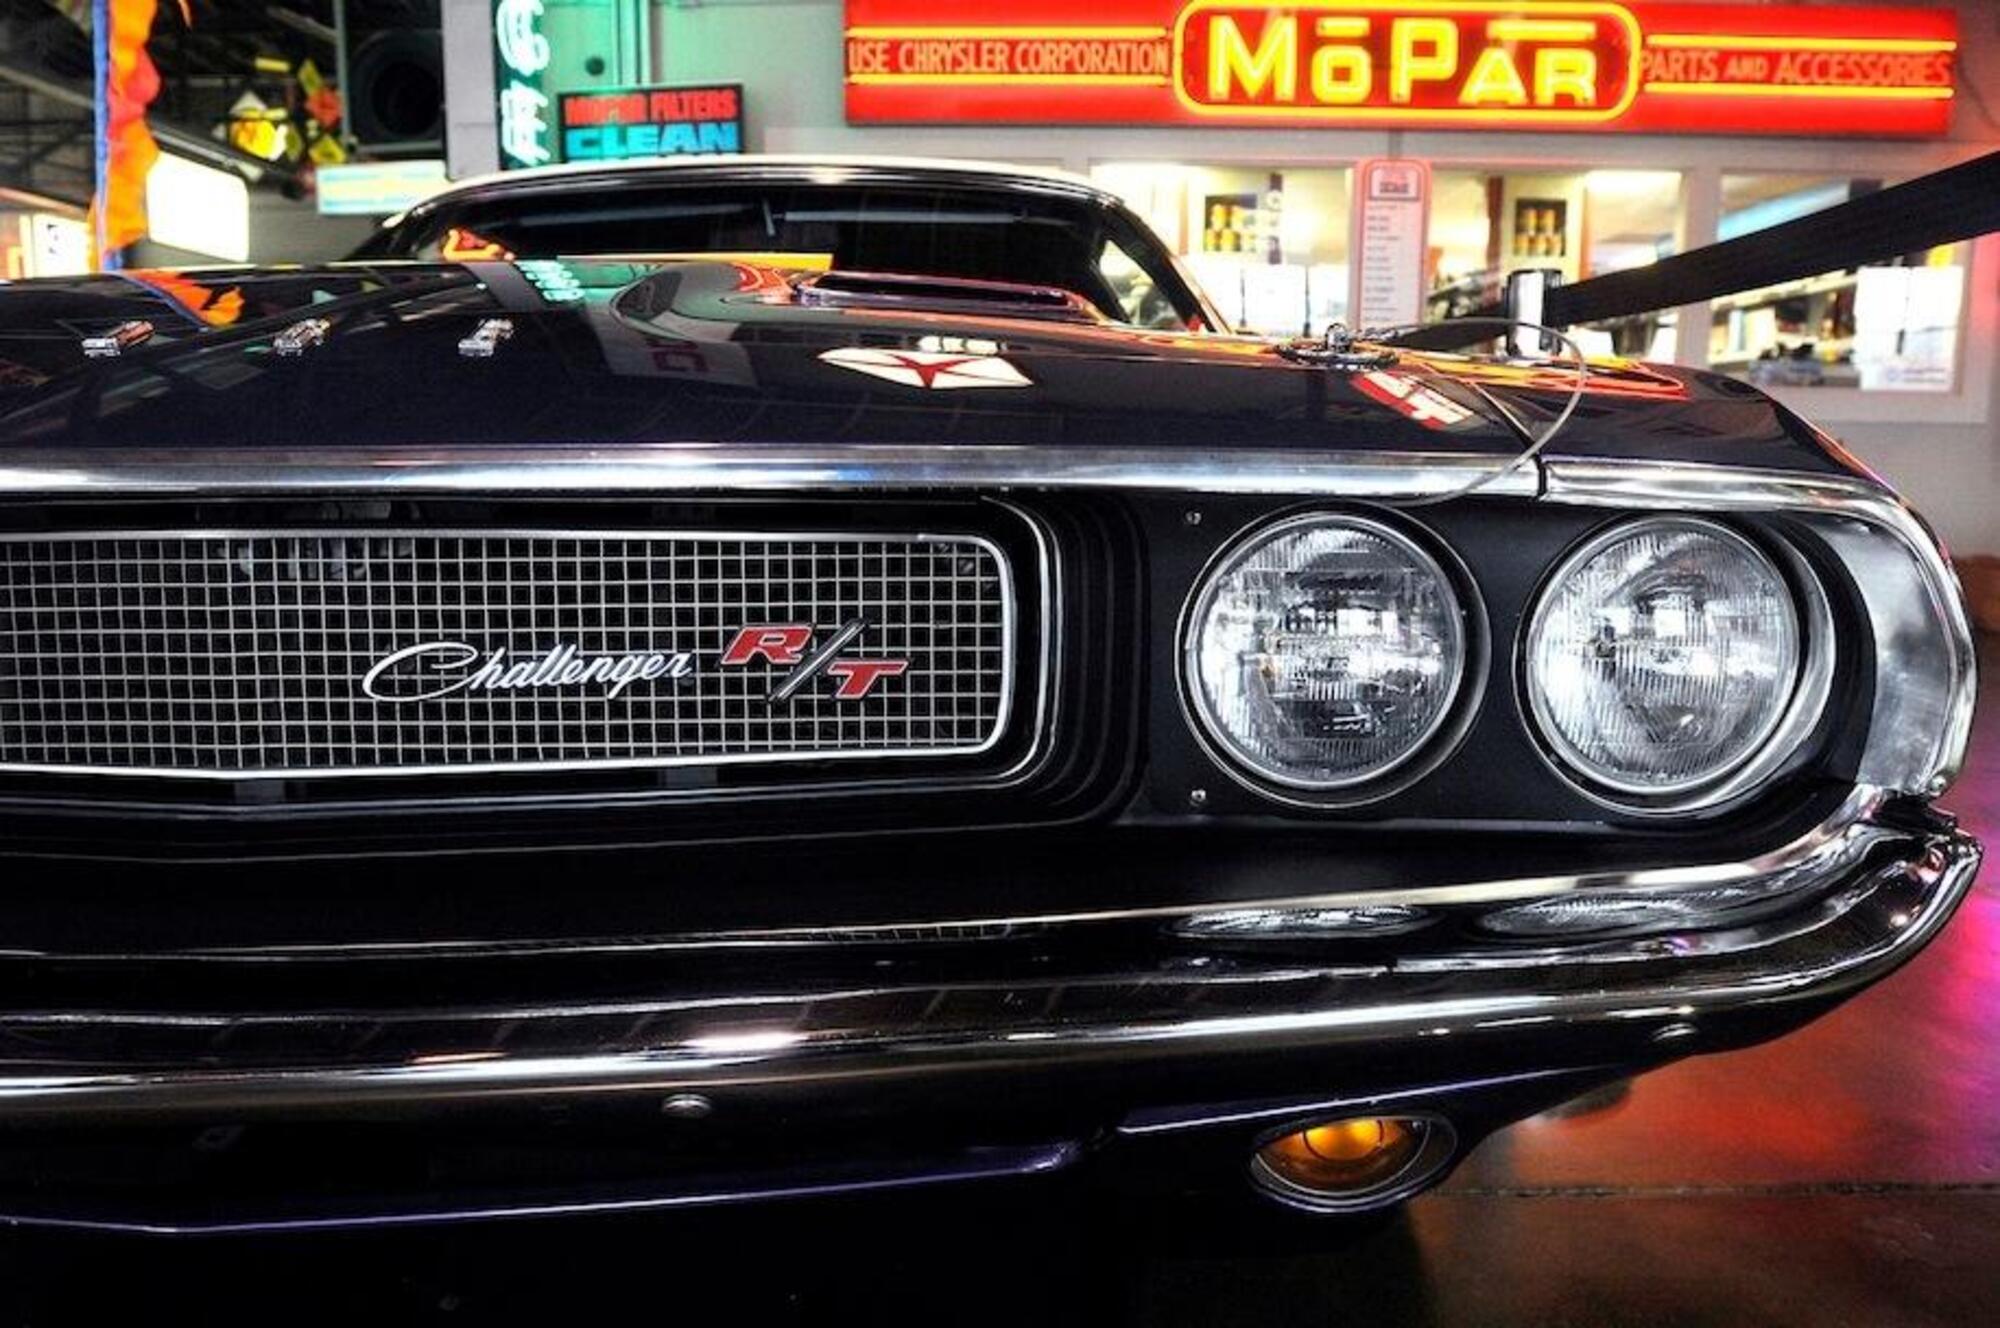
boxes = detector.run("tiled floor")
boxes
[5,647,1996,1324]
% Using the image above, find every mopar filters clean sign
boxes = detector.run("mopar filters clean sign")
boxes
[559,85,745,162]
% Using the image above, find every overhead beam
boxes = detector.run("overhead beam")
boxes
[8,121,91,174]
[266,7,340,47]
[0,57,299,187]
[0,179,89,211]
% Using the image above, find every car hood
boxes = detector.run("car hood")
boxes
[0,259,1855,475]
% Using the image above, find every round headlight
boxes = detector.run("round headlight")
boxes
[1184,514,1467,792]
[1525,518,1800,800]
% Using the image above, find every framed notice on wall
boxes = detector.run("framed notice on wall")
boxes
[1350,159,1431,330]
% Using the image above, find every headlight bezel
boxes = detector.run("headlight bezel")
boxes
[1177,508,1486,808]
[1518,515,1835,815]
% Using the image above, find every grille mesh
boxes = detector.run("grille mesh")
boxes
[0,530,1012,777]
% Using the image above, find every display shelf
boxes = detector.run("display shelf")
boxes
[1710,271,1857,314]
[1710,336,1854,369]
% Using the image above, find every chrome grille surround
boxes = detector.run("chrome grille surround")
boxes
[0,528,1015,779]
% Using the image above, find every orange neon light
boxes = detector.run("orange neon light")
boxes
[1645,34,1957,54]
[1644,82,1953,99]
[1488,19,1597,42]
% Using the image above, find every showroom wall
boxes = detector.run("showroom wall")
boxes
[131,190,380,268]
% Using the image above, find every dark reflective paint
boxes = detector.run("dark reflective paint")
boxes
[0,259,1854,476]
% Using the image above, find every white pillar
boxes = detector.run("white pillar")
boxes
[442,0,500,178]
[1673,165,1720,370]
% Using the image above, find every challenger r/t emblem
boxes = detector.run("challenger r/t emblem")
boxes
[361,641,695,702]
[721,620,909,701]
[360,622,907,705]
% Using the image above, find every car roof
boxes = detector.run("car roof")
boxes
[397,155,1119,221]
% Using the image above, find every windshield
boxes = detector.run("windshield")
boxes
[357,179,1212,331]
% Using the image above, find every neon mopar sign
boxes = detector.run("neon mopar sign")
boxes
[843,1,1958,135]
[1176,2,1642,121]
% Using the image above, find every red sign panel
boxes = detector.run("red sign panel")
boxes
[844,1,1957,136]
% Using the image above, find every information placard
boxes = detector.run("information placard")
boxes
[1349,159,1430,331]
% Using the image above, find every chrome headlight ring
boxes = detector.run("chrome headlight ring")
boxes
[1519,514,1835,816]
[1178,510,1485,808]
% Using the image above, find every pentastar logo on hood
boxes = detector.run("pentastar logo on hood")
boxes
[818,346,1032,390]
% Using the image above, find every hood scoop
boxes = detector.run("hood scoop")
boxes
[792,270,1103,324]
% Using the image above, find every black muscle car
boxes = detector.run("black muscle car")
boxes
[0,159,1977,1231]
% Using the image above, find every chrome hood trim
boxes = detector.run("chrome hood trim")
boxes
[0,445,1540,500]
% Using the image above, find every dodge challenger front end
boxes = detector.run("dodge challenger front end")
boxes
[0,208,1978,1229]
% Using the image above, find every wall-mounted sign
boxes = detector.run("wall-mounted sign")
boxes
[844,1,1957,137]
[317,159,450,215]
[558,85,745,162]
[145,154,251,262]
[26,214,90,278]
[1349,158,1429,330]
[493,0,554,168]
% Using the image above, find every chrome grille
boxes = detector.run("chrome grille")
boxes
[0,528,1013,778]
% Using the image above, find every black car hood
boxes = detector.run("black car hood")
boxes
[0,259,1857,476]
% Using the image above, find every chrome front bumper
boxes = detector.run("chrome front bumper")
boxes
[0,810,1976,1126]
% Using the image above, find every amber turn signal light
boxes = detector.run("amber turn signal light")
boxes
[1250,1114,1455,1212]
